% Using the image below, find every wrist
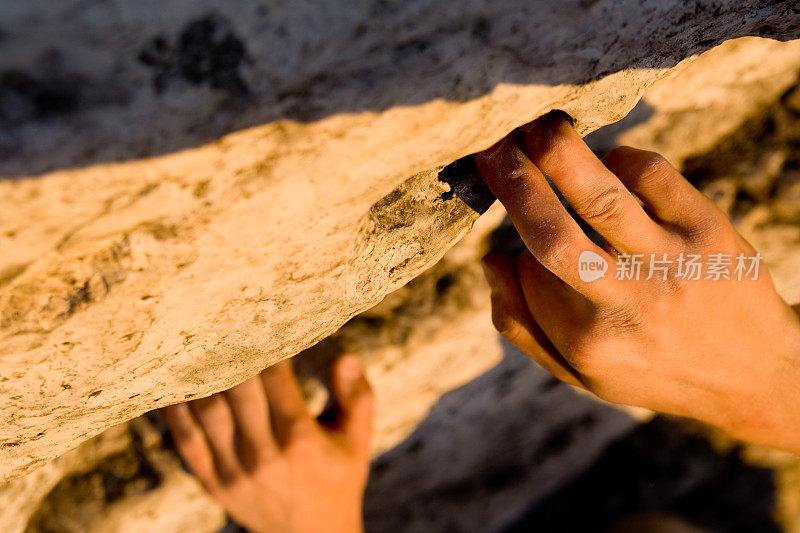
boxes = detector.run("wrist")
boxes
[729,304,800,453]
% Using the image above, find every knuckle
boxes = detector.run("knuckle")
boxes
[285,432,321,458]
[635,151,673,176]
[215,467,242,488]
[251,457,279,480]
[600,298,648,331]
[575,186,628,225]
[287,417,318,443]
[565,301,648,375]
[538,236,575,272]
[608,148,675,188]
[604,146,641,171]
[254,443,278,464]
[603,145,634,162]
[683,206,735,248]
[658,270,688,295]
[493,161,532,198]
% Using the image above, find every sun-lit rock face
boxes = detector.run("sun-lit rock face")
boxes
[0,0,798,486]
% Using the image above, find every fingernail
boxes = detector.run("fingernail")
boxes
[481,259,501,295]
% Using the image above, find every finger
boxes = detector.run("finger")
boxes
[602,146,724,232]
[189,393,242,483]
[327,355,375,455]
[473,133,616,303]
[260,360,314,445]
[519,111,667,252]
[164,403,220,491]
[514,250,594,366]
[482,253,586,388]
[224,375,278,469]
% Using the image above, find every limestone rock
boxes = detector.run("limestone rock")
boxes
[0,418,225,533]
[1,0,799,482]
[589,37,800,167]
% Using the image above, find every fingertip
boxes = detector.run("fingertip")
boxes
[163,402,184,415]
[524,109,575,132]
[332,355,372,401]
[605,145,639,155]
[520,110,576,157]
[330,355,374,444]
[164,402,197,439]
[331,354,373,411]
[263,359,292,375]
[165,401,189,415]
[164,402,220,484]
[480,253,530,344]
[260,359,300,389]
[334,354,364,381]
[474,135,513,163]
[472,135,534,199]
[549,109,576,127]
[260,357,313,439]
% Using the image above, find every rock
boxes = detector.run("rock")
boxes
[1,201,639,533]
[773,172,800,223]
[1,0,799,483]
[0,418,225,533]
[587,36,800,167]
[0,201,506,533]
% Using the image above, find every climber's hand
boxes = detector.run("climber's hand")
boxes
[164,356,373,533]
[474,111,800,452]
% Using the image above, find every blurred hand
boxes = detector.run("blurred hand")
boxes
[165,356,373,533]
[475,111,800,452]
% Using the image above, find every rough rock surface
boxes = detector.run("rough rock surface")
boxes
[1,0,799,482]
[588,37,800,168]
[1,203,640,533]
[0,418,225,533]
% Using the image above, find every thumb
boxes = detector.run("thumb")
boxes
[329,355,374,455]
